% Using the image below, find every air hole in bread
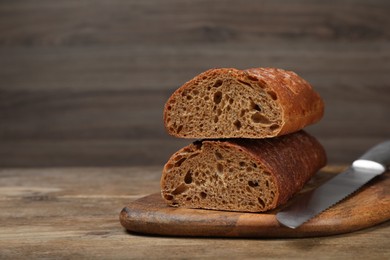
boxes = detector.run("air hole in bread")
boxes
[184,170,193,184]
[165,163,173,170]
[239,161,246,168]
[188,152,200,160]
[240,109,246,117]
[248,180,259,187]
[213,91,223,104]
[164,194,173,200]
[176,125,183,133]
[233,120,242,130]
[212,79,223,88]
[167,106,172,111]
[215,151,223,160]
[251,112,271,124]
[186,95,192,100]
[269,124,280,131]
[238,79,251,87]
[258,197,266,208]
[229,98,234,105]
[267,90,278,100]
[172,183,188,195]
[200,192,207,199]
[250,101,262,112]
[214,116,219,123]
[217,163,224,175]
[193,89,199,95]
[174,157,186,167]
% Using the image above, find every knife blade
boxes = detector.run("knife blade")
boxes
[276,140,390,229]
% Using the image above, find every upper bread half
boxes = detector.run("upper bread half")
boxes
[164,68,324,139]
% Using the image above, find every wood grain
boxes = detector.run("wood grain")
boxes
[0,0,389,46]
[0,166,389,259]
[0,0,389,167]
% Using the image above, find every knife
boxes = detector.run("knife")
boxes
[276,140,390,229]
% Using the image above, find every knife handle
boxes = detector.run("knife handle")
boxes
[353,140,390,174]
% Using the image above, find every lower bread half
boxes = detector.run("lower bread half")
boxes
[161,131,327,212]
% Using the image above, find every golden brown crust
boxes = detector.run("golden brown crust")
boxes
[245,68,324,136]
[230,131,327,205]
[161,131,327,212]
[164,67,324,139]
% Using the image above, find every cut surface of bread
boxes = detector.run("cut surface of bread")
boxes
[164,67,324,139]
[161,131,327,213]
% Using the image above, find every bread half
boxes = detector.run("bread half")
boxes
[164,68,324,139]
[161,131,326,212]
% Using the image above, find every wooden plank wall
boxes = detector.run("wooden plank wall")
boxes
[0,0,389,167]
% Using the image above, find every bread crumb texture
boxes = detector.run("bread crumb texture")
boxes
[161,131,327,212]
[164,67,323,139]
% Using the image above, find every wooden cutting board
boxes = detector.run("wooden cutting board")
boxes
[120,166,390,237]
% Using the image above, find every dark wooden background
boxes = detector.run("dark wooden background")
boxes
[0,0,389,167]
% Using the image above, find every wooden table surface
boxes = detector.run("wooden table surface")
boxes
[1,166,389,259]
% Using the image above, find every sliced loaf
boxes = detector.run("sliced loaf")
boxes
[164,67,324,139]
[161,131,326,212]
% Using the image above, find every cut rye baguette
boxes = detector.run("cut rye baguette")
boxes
[161,131,326,212]
[164,67,324,139]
